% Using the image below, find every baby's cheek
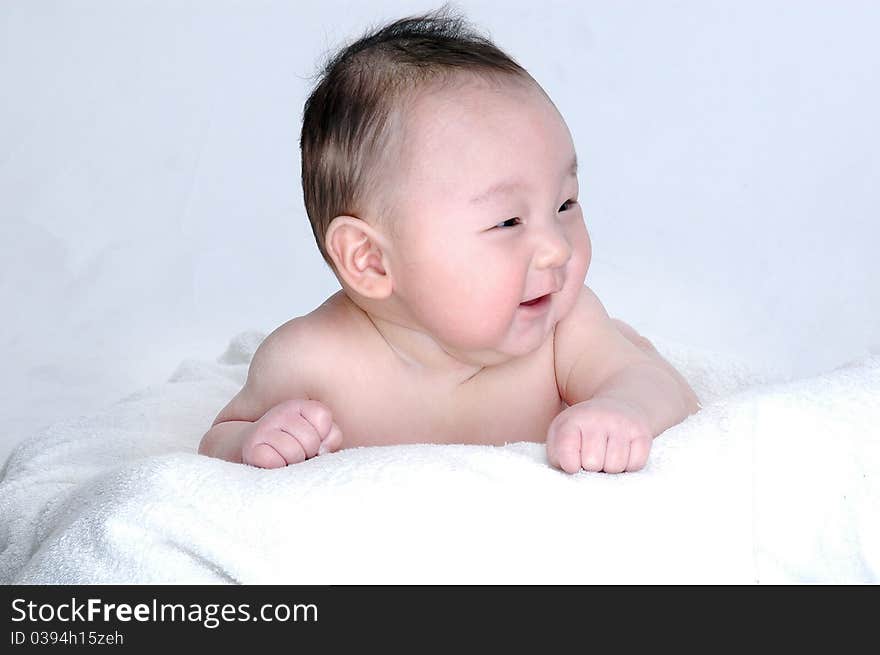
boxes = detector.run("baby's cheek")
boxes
[562,234,590,300]
[571,223,591,277]
[441,289,518,347]
[420,252,520,344]
[448,298,511,344]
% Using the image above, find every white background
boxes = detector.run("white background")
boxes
[2,0,878,465]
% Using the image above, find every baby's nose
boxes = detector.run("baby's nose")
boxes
[534,227,571,270]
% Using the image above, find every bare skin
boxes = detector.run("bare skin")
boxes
[199,289,698,472]
[198,76,701,473]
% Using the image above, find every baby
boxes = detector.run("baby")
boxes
[198,8,701,474]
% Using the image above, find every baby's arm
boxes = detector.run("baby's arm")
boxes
[548,286,700,473]
[198,320,343,467]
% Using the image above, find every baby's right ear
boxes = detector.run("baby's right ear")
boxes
[325,215,393,300]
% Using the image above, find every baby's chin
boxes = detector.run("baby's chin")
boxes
[493,322,559,362]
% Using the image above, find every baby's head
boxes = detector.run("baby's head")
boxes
[300,5,590,362]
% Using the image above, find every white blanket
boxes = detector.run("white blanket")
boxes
[1,332,878,584]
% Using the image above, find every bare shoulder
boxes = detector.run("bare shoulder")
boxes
[553,285,653,404]
[213,291,356,424]
[553,285,609,391]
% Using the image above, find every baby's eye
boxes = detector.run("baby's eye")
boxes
[494,217,521,229]
[559,199,578,212]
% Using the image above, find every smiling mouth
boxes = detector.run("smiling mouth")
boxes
[520,294,550,307]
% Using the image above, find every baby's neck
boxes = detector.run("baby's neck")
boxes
[342,294,485,385]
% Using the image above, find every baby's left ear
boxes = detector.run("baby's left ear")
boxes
[325,215,393,300]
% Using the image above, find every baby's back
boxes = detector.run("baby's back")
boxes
[300,291,566,448]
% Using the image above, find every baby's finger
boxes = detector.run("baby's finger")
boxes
[243,424,306,467]
[246,443,287,469]
[259,428,307,465]
[297,400,334,439]
[318,422,344,455]
[281,414,322,458]
[548,424,582,474]
[603,436,630,474]
[626,437,652,472]
[580,429,607,472]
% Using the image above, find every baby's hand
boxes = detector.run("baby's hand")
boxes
[241,399,343,469]
[546,397,653,474]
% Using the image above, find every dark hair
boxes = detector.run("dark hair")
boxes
[299,3,535,272]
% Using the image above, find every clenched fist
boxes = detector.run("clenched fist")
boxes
[546,397,654,474]
[241,399,343,469]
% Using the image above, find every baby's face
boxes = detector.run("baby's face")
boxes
[385,78,591,364]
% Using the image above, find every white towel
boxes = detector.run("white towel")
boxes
[1,331,877,583]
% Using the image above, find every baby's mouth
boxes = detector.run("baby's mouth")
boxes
[520,293,550,307]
